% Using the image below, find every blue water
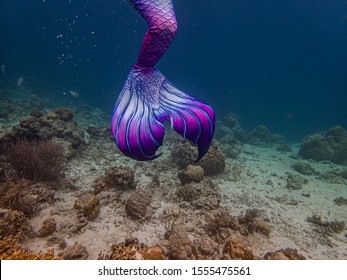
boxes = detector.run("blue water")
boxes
[1,0,346,141]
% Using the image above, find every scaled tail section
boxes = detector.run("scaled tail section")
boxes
[111,67,215,161]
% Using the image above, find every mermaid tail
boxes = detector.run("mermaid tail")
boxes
[112,0,215,161]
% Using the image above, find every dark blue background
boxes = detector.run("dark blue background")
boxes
[1,0,346,141]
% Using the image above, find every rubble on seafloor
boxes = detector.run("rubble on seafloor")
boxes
[0,86,346,260]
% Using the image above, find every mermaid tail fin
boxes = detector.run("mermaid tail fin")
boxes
[111,67,215,161]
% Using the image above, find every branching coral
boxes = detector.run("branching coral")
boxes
[0,236,59,260]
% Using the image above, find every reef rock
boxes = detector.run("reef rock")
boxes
[248,125,286,146]
[196,236,220,259]
[198,143,225,175]
[171,141,225,175]
[205,209,239,242]
[99,237,147,260]
[222,238,256,260]
[178,165,204,184]
[291,162,315,175]
[73,193,100,220]
[125,192,151,219]
[177,178,220,210]
[0,101,15,119]
[171,141,197,169]
[93,166,135,194]
[222,113,241,129]
[299,126,347,164]
[143,245,165,260]
[0,208,32,239]
[161,226,198,260]
[215,113,248,143]
[263,248,306,260]
[286,173,308,190]
[2,109,84,155]
[58,242,89,260]
[37,217,56,237]
[54,108,73,122]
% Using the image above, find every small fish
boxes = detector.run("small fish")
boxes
[1,64,5,75]
[69,90,79,97]
[17,76,23,86]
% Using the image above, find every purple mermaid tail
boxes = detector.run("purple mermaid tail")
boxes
[111,0,215,161]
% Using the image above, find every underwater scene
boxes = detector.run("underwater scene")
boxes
[0,0,346,260]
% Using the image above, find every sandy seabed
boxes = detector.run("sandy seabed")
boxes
[23,135,347,259]
[0,84,346,260]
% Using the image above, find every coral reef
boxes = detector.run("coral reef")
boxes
[238,209,259,234]
[0,179,55,217]
[178,165,204,184]
[215,113,248,143]
[74,193,100,220]
[291,162,315,175]
[37,217,56,237]
[176,184,198,202]
[98,237,147,260]
[286,173,308,190]
[93,166,135,194]
[191,178,221,210]
[58,242,89,260]
[171,141,225,175]
[248,125,286,146]
[219,141,243,159]
[1,108,85,157]
[171,141,197,169]
[143,245,165,260]
[46,236,67,249]
[205,210,239,242]
[275,143,292,152]
[306,214,345,235]
[222,238,256,260]
[222,113,240,129]
[125,192,151,219]
[238,208,271,237]
[333,196,347,206]
[4,139,65,181]
[299,126,347,163]
[198,143,225,176]
[54,107,74,122]
[0,208,32,240]
[0,101,15,119]
[0,236,59,260]
[176,178,220,210]
[100,239,165,260]
[60,215,88,235]
[195,236,220,259]
[339,169,347,179]
[0,179,35,215]
[160,226,198,260]
[263,248,306,260]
